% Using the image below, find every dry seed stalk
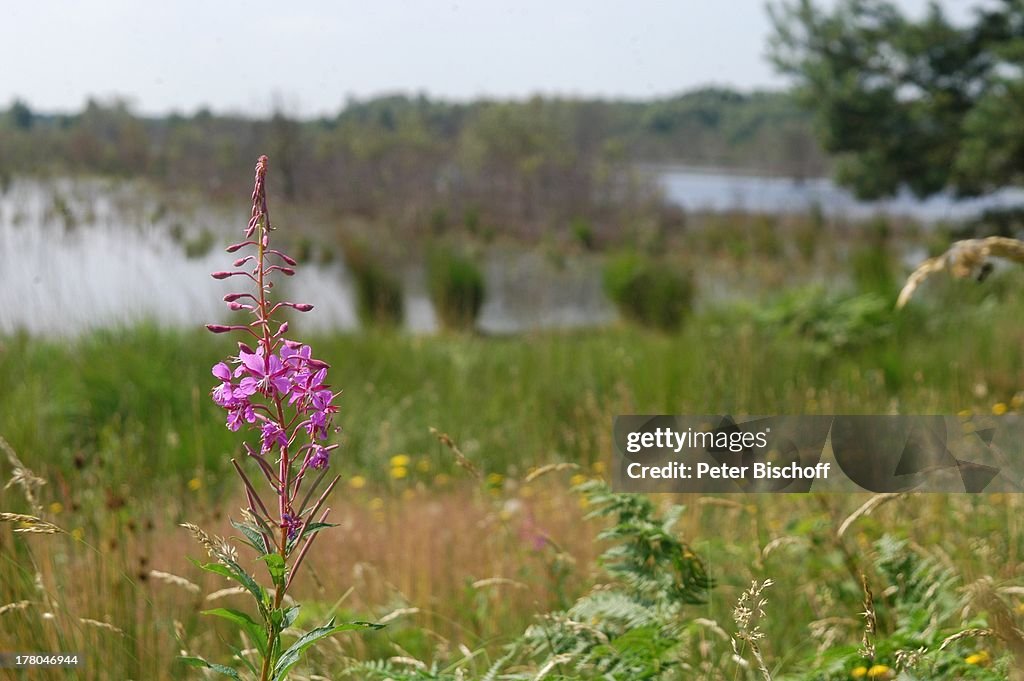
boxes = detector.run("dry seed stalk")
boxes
[523,463,579,483]
[859,574,877,660]
[148,570,201,594]
[429,427,481,479]
[0,512,65,534]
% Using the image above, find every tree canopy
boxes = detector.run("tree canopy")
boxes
[769,0,1024,198]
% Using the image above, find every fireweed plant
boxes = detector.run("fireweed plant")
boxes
[182,156,380,681]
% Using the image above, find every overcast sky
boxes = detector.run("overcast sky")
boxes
[0,0,990,117]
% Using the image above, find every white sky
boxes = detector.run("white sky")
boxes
[0,0,991,117]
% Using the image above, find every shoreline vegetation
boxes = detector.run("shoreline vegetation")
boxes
[0,88,827,249]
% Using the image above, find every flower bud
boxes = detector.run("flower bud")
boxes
[226,241,254,253]
[269,249,298,266]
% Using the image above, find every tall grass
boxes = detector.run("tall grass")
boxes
[3,263,1024,677]
[3,276,1024,492]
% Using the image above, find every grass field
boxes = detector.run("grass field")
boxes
[3,266,1024,679]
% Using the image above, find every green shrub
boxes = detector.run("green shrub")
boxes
[603,252,694,331]
[754,286,894,356]
[570,216,595,250]
[344,244,404,327]
[427,248,485,331]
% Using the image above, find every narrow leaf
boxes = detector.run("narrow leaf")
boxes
[231,518,269,554]
[190,557,268,618]
[272,619,383,680]
[177,655,242,680]
[203,607,268,659]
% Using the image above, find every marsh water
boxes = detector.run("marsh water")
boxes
[2,170,1022,335]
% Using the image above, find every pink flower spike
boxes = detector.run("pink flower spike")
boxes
[211,271,238,280]
[227,302,251,311]
[276,322,289,336]
[268,266,295,276]
[206,324,236,333]
[233,256,254,267]
[212,363,232,380]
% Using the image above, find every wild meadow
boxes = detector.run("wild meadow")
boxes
[3,165,1024,679]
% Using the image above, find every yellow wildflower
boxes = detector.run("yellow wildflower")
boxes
[569,474,588,487]
[965,650,990,666]
[188,477,202,491]
[348,475,366,489]
[390,466,408,480]
[49,502,63,515]
[390,454,411,468]
[851,667,867,679]
[867,664,891,678]
[992,402,1008,416]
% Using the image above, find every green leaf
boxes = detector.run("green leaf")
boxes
[203,607,268,659]
[298,521,336,539]
[271,619,383,681]
[282,605,301,629]
[190,557,268,618]
[231,518,269,554]
[178,655,242,680]
[261,553,287,590]
[226,642,260,677]
[286,521,337,552]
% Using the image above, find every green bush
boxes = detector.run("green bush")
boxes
[603,252,694,331]
[427,248,486,331]
[344,244,404,327]
[570,216,595,250]
[754,286,894,356]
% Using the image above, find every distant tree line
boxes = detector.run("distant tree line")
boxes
[0,90,825,238]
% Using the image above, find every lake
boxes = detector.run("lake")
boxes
[653,164,1024,222]
[3,169,1021,336]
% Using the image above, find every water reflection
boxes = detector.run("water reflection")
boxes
[0,180,615,335]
